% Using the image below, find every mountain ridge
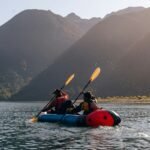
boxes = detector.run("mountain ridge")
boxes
[0,9,100,99]
[11,7,150,100]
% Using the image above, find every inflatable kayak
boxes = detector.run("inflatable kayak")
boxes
[38,109,121,127]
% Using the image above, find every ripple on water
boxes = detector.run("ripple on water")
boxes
[0,102,150,149]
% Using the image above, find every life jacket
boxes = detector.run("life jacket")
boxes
[81,102,89,112]
[50,92,69,112]
[81,101,98,115]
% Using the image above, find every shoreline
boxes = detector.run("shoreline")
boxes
[0,97,150,104]
[97,97,150,104]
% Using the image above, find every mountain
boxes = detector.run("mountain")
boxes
[0,9,100,99]
[105,7,145,18]
[99,33,150,96]
[66,13,100,33]
[11,7,150,101]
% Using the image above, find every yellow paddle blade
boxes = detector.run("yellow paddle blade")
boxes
[65,74,75,86]
[90,67,101,82]
[30,117,38,123]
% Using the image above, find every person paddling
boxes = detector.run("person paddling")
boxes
[72,91,99,115]
[58,99,75,114]
[42,89,69,114]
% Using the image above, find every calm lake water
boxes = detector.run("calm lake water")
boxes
[0,102,150,150]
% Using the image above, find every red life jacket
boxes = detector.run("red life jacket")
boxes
[50,92,69,112]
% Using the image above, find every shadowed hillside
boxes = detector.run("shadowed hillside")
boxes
[0,9,100,99]
[99,33,150,96]
[11,8,150,100]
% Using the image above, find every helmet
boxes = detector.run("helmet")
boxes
[84,91,92,99]
[83,91,94,102]
[53,89,62,97]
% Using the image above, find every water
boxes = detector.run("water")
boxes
[0,102,150,150]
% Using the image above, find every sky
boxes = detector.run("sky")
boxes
[0,0,150,25]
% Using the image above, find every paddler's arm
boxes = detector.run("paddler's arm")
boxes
[71,103,83,114]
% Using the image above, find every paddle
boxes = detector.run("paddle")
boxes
[73,67,101,104]
[31,73,75,122]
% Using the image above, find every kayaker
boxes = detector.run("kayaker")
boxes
[72,91,99,115]
[42,89,69,114]
[58,100,75,114]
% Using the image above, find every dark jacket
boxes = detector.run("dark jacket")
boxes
[58,100,74,114]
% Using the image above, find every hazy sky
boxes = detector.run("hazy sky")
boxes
[0,0,150,25]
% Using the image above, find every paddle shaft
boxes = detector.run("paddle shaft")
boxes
[35,85,65,118]
[73,80,91,104]
[73,67,101,104]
